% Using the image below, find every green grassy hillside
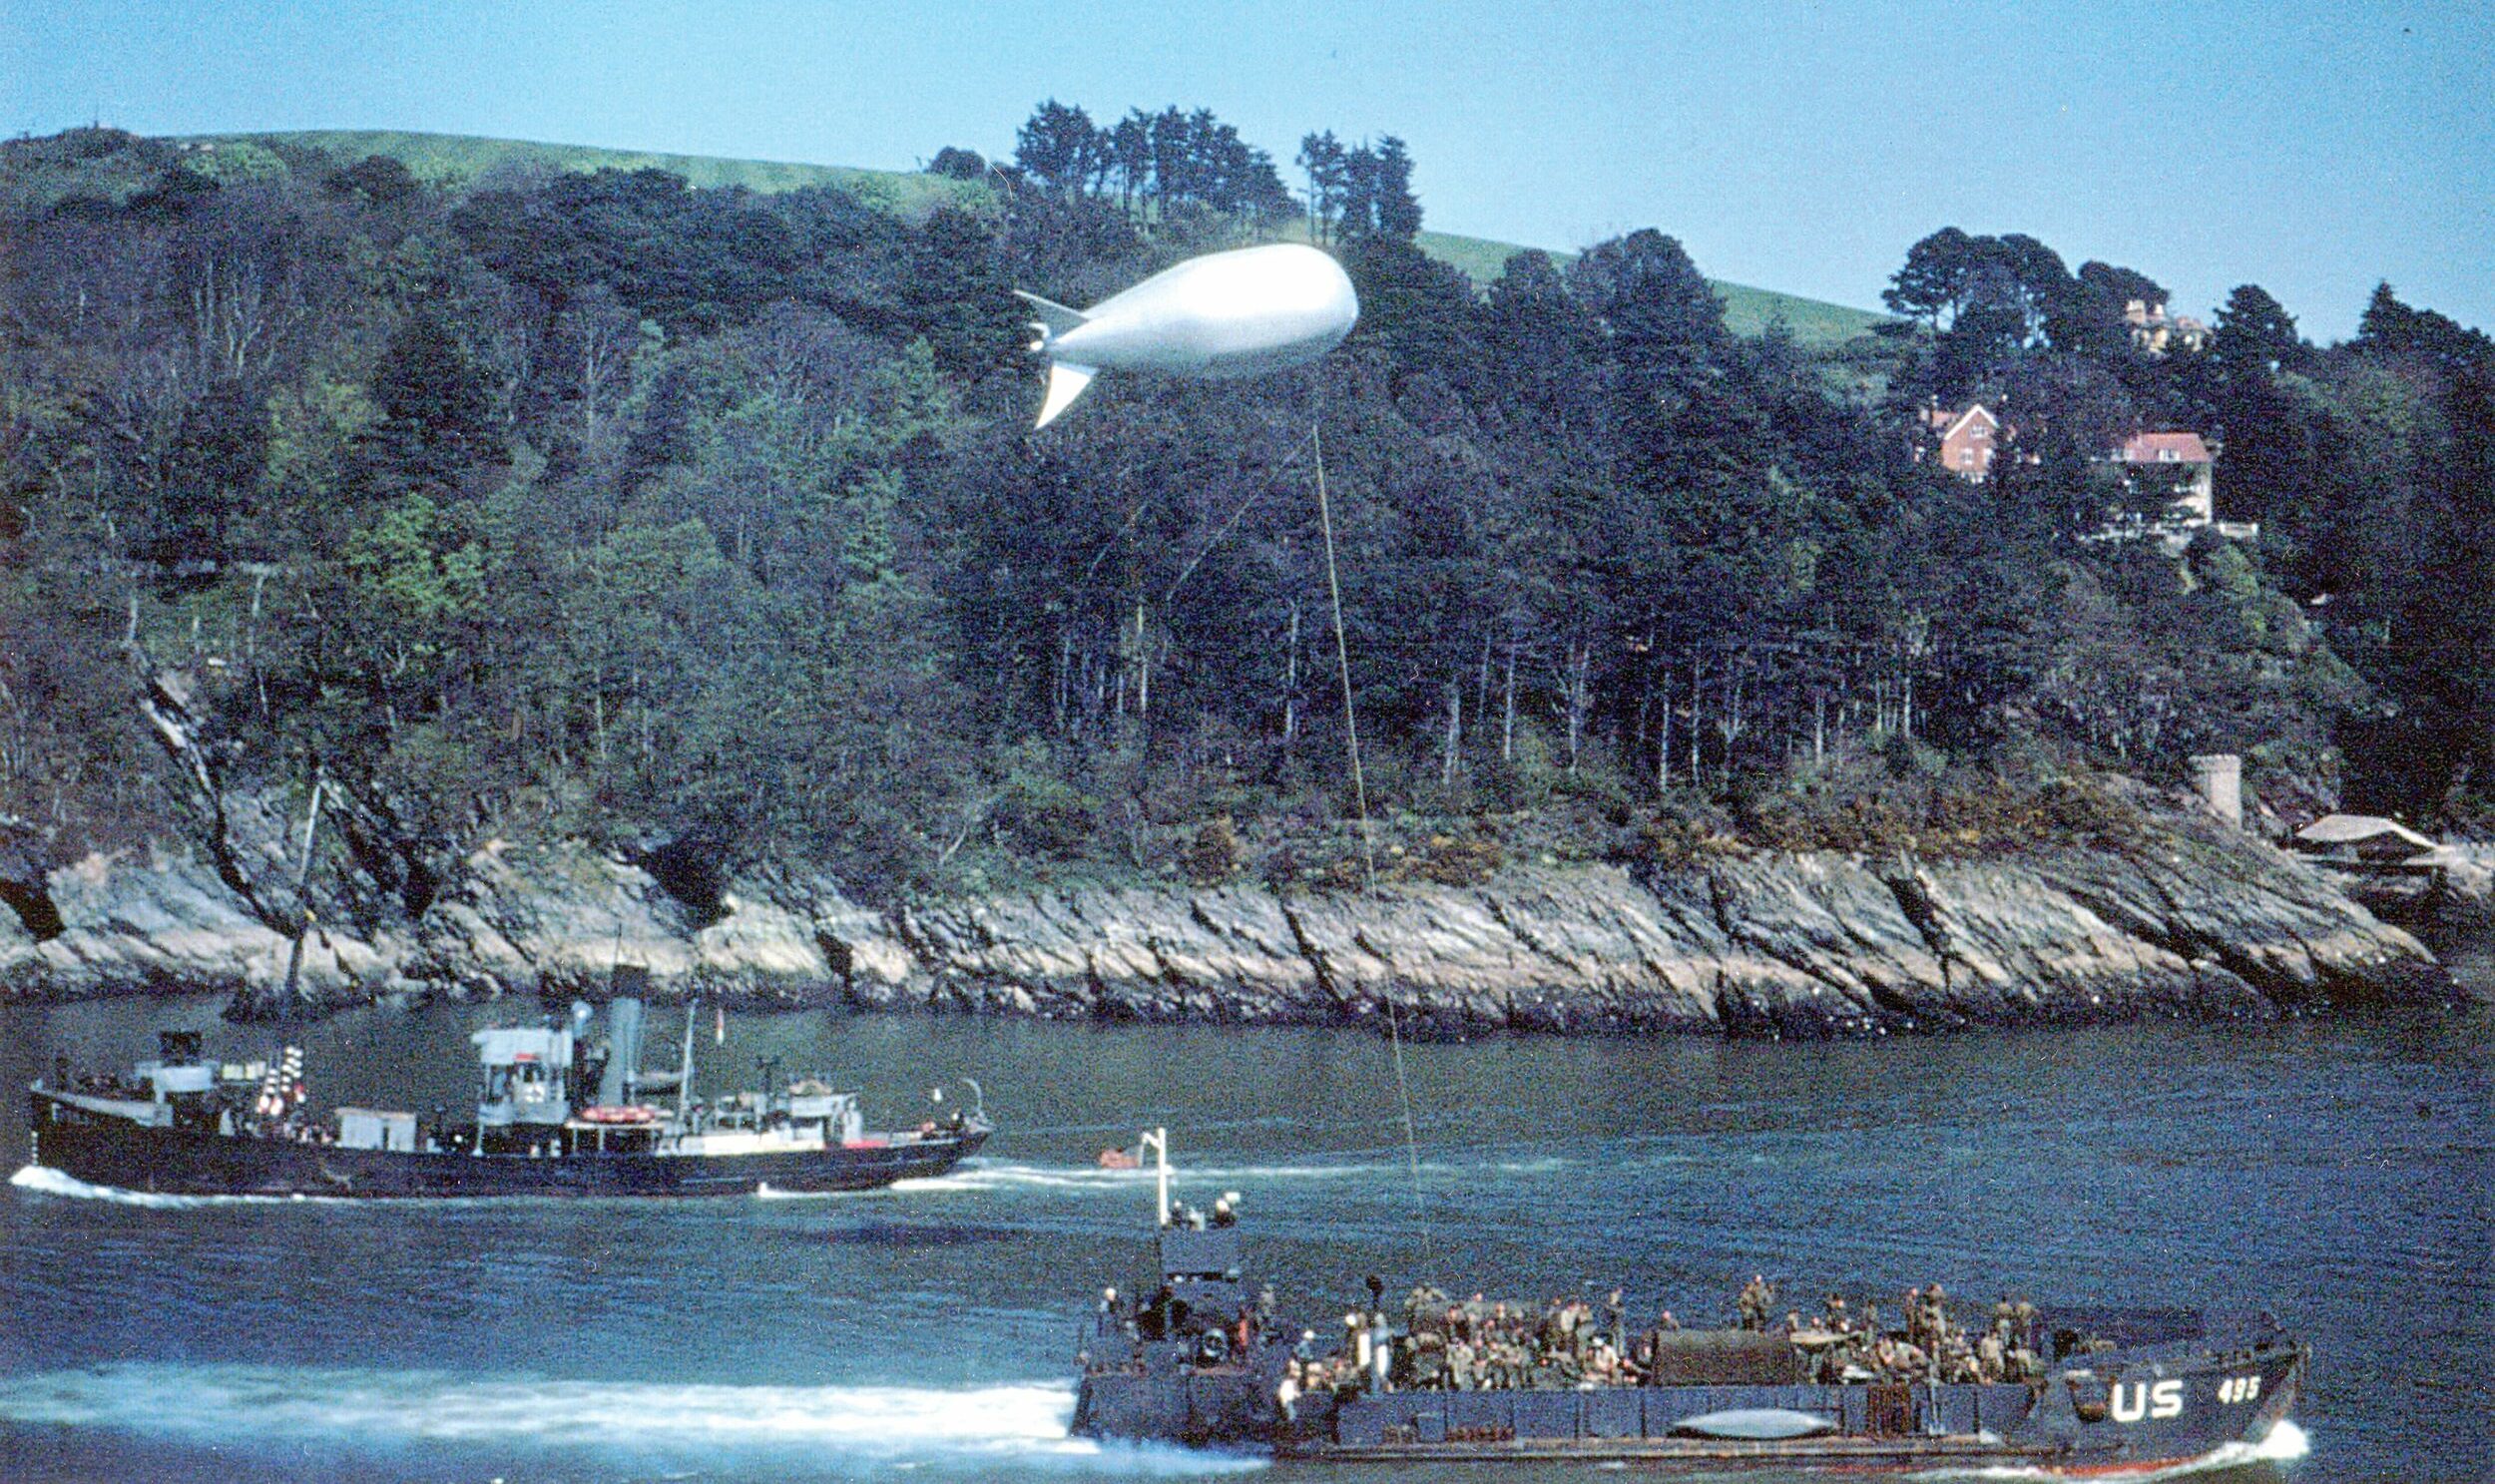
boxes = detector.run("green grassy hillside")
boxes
[202,129,1890,345]
[198,128,983,217]
[1406,227,1888,343]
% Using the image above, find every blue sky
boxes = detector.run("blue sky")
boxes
[5,1,2488,340]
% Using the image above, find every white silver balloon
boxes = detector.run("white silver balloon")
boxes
[1018,244,1359,428]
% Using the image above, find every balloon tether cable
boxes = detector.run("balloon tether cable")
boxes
[1309,390,1433,1276]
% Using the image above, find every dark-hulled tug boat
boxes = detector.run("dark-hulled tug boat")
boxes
[1072,1133,2305,1474]
[28,999,989,1198]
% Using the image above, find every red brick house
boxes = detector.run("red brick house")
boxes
[1922,402,2003,482]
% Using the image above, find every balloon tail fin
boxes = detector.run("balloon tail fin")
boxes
[1035,362,1098,429]
[1015,291,1089,353]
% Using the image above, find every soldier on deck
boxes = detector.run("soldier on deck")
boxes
[1648,1301,1682,1379]
[1944,1337,1983,1384]
[1546,1339,1582,1389]
[1403,1282,1448,1336]
[1538,1295,1566,1353]
[1570,1298,1597,1361]
[1407,1328,1445,1390]
[2008,1338,2043,1381]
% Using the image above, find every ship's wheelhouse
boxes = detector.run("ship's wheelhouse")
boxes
[472,1025,577,1151]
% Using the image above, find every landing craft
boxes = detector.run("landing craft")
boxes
[1072,1133,2310,1473]
[1018,244,1359,428]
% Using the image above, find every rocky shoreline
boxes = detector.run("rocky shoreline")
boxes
[0,802,2466,1036]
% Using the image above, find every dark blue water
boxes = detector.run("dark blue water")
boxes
[1,998,2487,1482]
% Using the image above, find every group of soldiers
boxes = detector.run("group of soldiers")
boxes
[1283,1283,1672,1395]
[1785,1280,2049,1385]
[1097,1260,2060,1405]
[1277,1274,2051,1399]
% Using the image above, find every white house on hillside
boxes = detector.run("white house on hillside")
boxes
[2093,430,2257,551]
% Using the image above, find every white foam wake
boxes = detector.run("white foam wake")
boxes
[2154,1418,2311,1476]
[8,1165,340,1209]
[893,1153,1569,1194]
[889,1159,1384,1195]
[15,1166,821,1212]
[748,1181,901,1202]
[1915,1419,2310,1481]
[0,1363,1261,1473]
[892,1160,1158,1194]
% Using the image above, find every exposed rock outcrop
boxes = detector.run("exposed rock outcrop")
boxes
[0,848,379,1004]
[0,805,2462,1034]
[884,824,2451,1035]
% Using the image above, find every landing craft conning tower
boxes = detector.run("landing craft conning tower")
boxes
[473,1025,576,1137]
[1139,1128,1249,1329]
[1074,1130,1280,1444]
[1159,1219,1248,1321]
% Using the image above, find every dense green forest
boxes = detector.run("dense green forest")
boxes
[2,114,2488,907]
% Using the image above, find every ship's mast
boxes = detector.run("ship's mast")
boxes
[677,998,699,1121]
[1140,1126,1170,1227]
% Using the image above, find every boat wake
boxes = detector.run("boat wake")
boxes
[7,1165,339,1209]
[748,1181,909,1202]
[2158,1419,2311,1476]
[14,1166,871,1212]
[893,1153,1569,1194]
[0,1362,1263,1473]
[1916,1419,2310,1480]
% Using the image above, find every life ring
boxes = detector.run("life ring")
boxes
[1196,1329,1232,1367]
[581,1105,658,1125]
